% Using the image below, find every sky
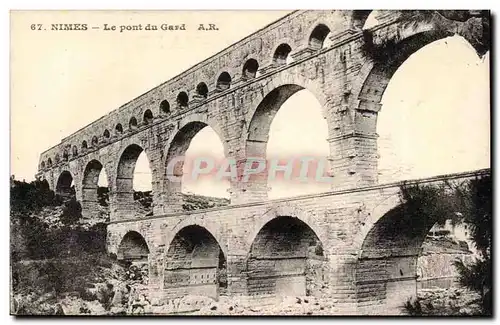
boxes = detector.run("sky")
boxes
[11,11,490,199]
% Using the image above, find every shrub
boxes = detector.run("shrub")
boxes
[404,298,423,316]
[60,198,82,225]
[399,174,491,316]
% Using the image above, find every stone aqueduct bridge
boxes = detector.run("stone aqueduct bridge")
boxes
[36,11,489,314]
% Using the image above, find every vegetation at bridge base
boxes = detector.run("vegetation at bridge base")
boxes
[10,178,107,261]
[452,175,492,316]
[400,174,491,316]
[10,177,117,315]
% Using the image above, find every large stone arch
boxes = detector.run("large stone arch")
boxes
[81,159,110,219]
[55,170,74,197]
[117,230,151,262]
[169,113,227,156]
[163,224,227,300]
[245,203,328,253]
[113,143,153,221]
[244,73,330,150]
[162,114,228,212]
[244,208,328,298]
[354,193,443,314]
[167,219,227,258]
[242,73,332,201]
[304,21,332,50]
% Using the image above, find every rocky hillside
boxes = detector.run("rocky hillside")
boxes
[96,187,230,218]
[10,179,230,315]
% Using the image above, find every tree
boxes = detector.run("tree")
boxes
[400,173,491,316]
[452,175,492,315]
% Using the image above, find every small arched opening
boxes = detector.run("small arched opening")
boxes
[56,170,75,198]
[115,123,123,135]
[62,150,69,161]
[82,159,109,219]
[143,109,154,125]
[177,92,189,108]
[242,59,259,79]
[160,100,171,115]
[129,117,138,130]
[216,72,231,91]
[103,129,110,141]
[196,82,209,99]
[273,43,293,66]
[309,24,331,50]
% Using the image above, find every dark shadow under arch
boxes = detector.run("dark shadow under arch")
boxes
[56,170,74,197]
[82,159,108,218]
[242,59,259,79]
[115,144,151,220]
[355,203,442,312]
[353,10,374,29]
[216,72,231,91]
[143,109,154,124]
[246,216,326,298]
[273,43,292,66]
[62,149,69,161]
[129,117,138,130]
[177,92,189,108]
[164,225,227,299]
[309,24,331,49]
[103,129,110,140]
[115,123,123,135]
[117,231,150,261]
[196,82,209,99]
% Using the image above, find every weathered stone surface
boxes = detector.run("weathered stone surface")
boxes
[34,10,489,315]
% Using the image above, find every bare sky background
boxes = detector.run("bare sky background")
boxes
[11,11,490,199]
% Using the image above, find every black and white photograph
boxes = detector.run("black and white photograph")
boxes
[9,9,491,316]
